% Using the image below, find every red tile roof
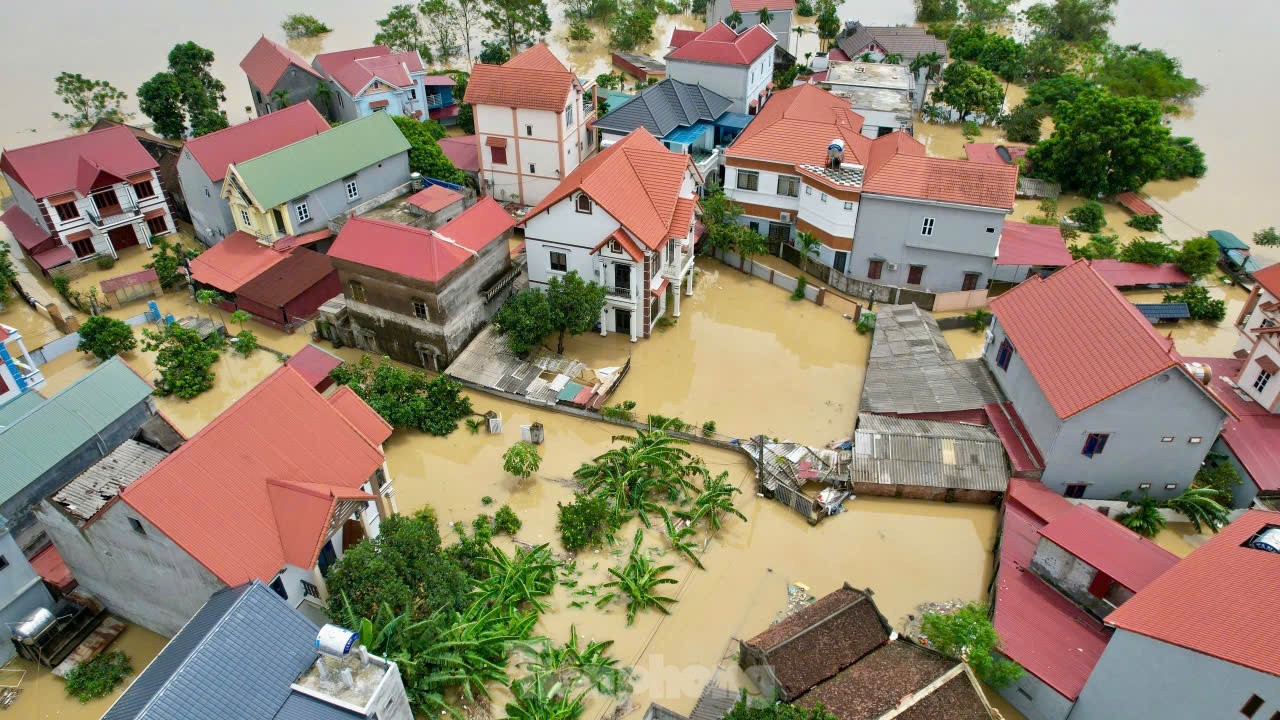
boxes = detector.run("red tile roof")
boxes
[183,103,330,183]
[465,43,577,112]
[990,259,1205,418]
[666,23,777,66]
[407,184,463,213]
[32,245,75,270]
[668,197,697,239]
[863,152,1017,211]
[1251,263,1280,299]
[1116,191,1158,217]
[994,479,1112,700]
[0,206,52,251]
[328,385,394,446]
[234,247,336,308]
[525,130,695,252]
[730,0,795,9]
[239,35,324,93]
[963,143,1028,166]
[995,221,1071,267]
[100,268,159,294]
[669,28,702,49]
[1106,509,1280,677]
[285,344,343,390]
[189,231,292,293]
[117,367,388,585]
[329,197,512,283]
[1088,259,1191,287]
[1187,355,1280,492]
[0,126,157,199]
[592,229,643,262]
[30,543,75,593]
[729,84,867,165]
[438,135,480,173]
[314,46,429,95]
[1038,504,1179,591]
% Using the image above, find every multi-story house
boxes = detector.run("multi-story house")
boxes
[722,84,1016,289]
[326,197,517,370]
[834,21,948,98]
[177,102,330,245]
[704,0,794,50]
[465,43,596,207]
[984,260,1232,500]
[522,130,700,341]
[240,35,327,117]
[90,119,189,222]
[1234,263,1280,411]
[665,23,776,116]
[221,111,410,244]
[36,366,396,635]
[0,126,174,274]
[313,46,458,125]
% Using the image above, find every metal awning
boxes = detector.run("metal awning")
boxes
[714,112,754,130]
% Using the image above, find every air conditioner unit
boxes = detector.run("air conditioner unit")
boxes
[885,263,899,272]
[779,212,792,222]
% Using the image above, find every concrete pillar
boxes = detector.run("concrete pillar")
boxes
[673,285,681,317]
[600,307,608,337]
[630,308,638,343]
[685,268,695,296]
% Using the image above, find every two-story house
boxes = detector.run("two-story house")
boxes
[523,130,701,341]
[36,366,395,635]
[665,23,776,116]
[992,478,1180,720]
[0,126,174,274]
[704,0,794,50]
[985,260,1233,500]
[221,111,410,244]
[1072,510,1280,719]
[240,35,327,117]
[722,84,1016,288]
[313,46,458,125]
[177,102,330,245]
[465,43,596,207]
[326,197,517,370]
[834,22,948,103]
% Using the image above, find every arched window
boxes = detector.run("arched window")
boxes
[576,193,592,214]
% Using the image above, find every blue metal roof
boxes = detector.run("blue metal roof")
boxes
[665,121,712,146]
[1136,303,1191,321]
[714,112,754,130]
[1209,229,1249,251]
[1226,248,1264,272]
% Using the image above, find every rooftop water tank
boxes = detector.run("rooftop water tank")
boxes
[316,624,359,657]
[1249,527,1280,554]
[1184,362,1212,386]
[13,607,55,644]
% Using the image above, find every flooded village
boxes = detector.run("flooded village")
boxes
[0,2,1277,720]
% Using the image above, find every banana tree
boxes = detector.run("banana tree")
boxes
[596,529,679,625]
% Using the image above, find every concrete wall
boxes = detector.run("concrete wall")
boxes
[524,194,621,288]
[1072,629,1280,720]
[1029,538,1131,619]
[850,481,998,505]
[35,498,226,636]
[176,148,234,245]
[996,662,1075,720]
[0,527,54,664]
[849,195,1004,292]
[249,67,323,118]
[475,84,591,206]
[1,172,45,231]
[665,49,772,115]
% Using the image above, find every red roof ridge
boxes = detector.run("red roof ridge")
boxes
[183,103,330,182]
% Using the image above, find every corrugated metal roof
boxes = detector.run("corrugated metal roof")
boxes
[1037,504,1178,592]
[50,439,167,523]
[594,79,733,138]
[860,305,1003,415]
[0,391,46,426]
[1135,302,1190,321]
[0,357,152,507]
[101,581,320,720]
[851,413,1008,492]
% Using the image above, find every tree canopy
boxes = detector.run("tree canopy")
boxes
[609,1,659,51]
[51,73,130,131]
[1024,0,1116,42]
[329,355,473,435]
[920,602,1023,688]
[724,695,838,720]
[934,61,1004,122]
[492,270,607,354]
[374,4,431,60]
[77,316,137,361]
[390,115,468,185]
[137,42,228,139]
[480,0,551,51]
[1090,44,1203,104]
[281,13,332,38]
[140,322,220,399]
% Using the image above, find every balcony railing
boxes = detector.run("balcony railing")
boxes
[608,286,634,299]
[85,199,139,227]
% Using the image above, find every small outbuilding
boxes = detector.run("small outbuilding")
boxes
[851,413,1009,504]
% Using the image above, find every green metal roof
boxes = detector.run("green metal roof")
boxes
[233,112,411,210]
[0,392,46,427]
[0,357,154,506]
[1209,229,1249,251]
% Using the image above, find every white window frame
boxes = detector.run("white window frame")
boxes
[1254,368,1273,393]
[921,217,935,236]
[239,208,252,227]
[776,175,800,197]
[345,180,360,201]
[843,201,854,210]
[295,202,310,224]
[549,250,568,272]
[736,169,759,192]
[666,240,676,264]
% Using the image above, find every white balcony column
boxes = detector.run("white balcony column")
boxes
[599,307,608,337]
[685,266,695,296]
[673,282,681,317]
[630,308,638,343]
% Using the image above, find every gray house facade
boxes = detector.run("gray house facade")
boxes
[239,36,326,118]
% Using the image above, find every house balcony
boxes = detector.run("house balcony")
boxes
[608,286,636,302]
[693,147,723,179]
[84,199,140,228]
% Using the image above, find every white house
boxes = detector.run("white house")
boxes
[522,130,701,341]
[666,23,777,116]
[465,44,596,207]
[1234,263,1280,411]
[705,0,794,50]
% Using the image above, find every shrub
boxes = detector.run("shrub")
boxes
[791,275,808,301]
[494,505,522,535]
[558,492,618,552]
[281,13,332,38]
[1162,136,1207,180]
[920,603,1022,688]
[329,356,472,435]
[95,255,116,270]
[52,274,71,298]
[481,495,494,505]
[647,414,689,432]
[1163,285,1226,323]
[1118,238,1175,265]
[961,120,982,140]
[233,329,259,356]
[465,417,483,434]
[140,322,220,399]
[999,103,1042,143]
[64,651,132,703]
[1175,236,1220,278]
[1068,201,1106,233]
[796,0,815,16]
[503,440,542,480]
[1127,214,1162,232]
[1255,227,1280,247]
[965,308,992,332]
[1070,233,1120,260]
[76,315,136,360]
[855,312,876,335]
[602,399,637,422]
[701,420,717,437]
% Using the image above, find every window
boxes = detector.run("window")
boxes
[666,240,676,264]
[906,265,924,284]
[550,251,567,272]
[71,237,95,257]
[962,272,980,291]
[269,576,289,600]
[920,217,935,236]
[736,170,759,192]
[525,124,533,136]
[350,281,366,302]
[608,239,621,254]
[412,299,428,320]
[240,208,252,227]
[1255,368,1273,393]
[409,88,417,100]
[986,226,996,233]
[1189,436,1203,444]
[345,180,360,201]
[54,201,80,222]
[776,175,800,197]
[529,163,536,174]
[1161,436,1175,442]
[805,186,813,196]
[128,517,146,535]
[296,202,311,224]
[1241,696,1264,717]
[93,188,120,211]
[490,146,507,164]
[301,580,320,598]
[996,339,1013,370]
[843,201,854,210]
[204,188,210,198]
[1064,483,1087,499]
[1138,483,1152,490]
[132,180,156,199]
[146,216,167,236]
[565,104,574,126]
[1164,483,1178,490]
[748,221,760,233]
[576,194,592,213]
[867,259,883,280]
[1016,688,1033,702]
[1082,433,1109,458]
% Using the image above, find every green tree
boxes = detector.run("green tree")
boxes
[1175,236,1220,278]
[700,182,767,257]
[914,0,960,23]
[1193,454,1242,499]
[574,428,708,529]
[1162,136,1206,180]
[1024,73,1090,111]
[557,492,619,552]
[1254,227,1280,247]
[281,13,333,38]
[1070,233,1119,260]
[420,0,461,62]
[76,315,137,361]
[910,51,946,104]
[1027,88,1171,196]
[1126,213,1162,232]
[1024,0,1116,42]
[793,230,822,274]
[503,440,542,479]
[493,504,522,534]
[934,61,1004,122]
[679,472,746,532]
[145,238,195,288]
[569,17,595,42]
[1067,200,1106,232]
[757,6,774,25]
[814,0,840,49]
[329,355,474,434]
[390,115,468,184]
[1023,36,1072,81]
[999,103,1043,143]
[1092,44,1203,104]
[1118,238,1174,265]
[450,70,475,133]
[1162,285,1226,323]
[725,10,743,28]
[0,244,17,304]
[233,329,259,356]
[230,309,252,332]
[1165,487,1230,534]
[478,39,511,64]
[546,270,608,353]
[493,288,555,354]
[920,602,1023,687]
[481,0,552,51]
[140,322,220,399]
[51,73,130,131]
[1117,493,1166,537]
[964,0,1014,24]
[795,0,815,16]
[63,651,132,703]
[137,42,228,139]
[137,72,186,139]
[375,4,432,60]
[609,1,659,51]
